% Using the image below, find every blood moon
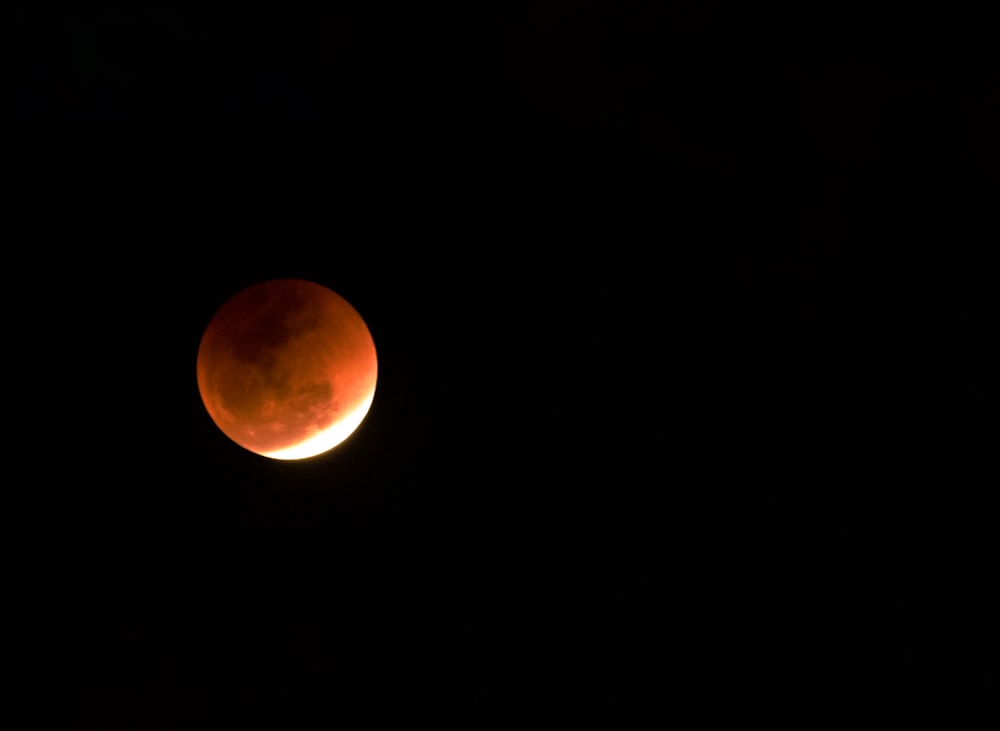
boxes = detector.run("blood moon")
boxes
[196,279,377,460]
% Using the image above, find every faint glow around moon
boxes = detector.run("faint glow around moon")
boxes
[261,390,375,460]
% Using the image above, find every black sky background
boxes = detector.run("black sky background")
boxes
[8,2,1000,727]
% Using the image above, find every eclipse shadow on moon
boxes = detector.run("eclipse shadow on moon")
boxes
[197,279,378,460]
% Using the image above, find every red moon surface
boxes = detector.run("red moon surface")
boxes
[197,279,377,460]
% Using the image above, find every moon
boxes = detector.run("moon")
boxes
[196,279,377,460]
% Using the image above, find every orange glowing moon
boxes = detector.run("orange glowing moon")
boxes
[196,279,377,460]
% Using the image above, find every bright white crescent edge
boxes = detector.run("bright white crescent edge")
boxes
[260,389,376,460]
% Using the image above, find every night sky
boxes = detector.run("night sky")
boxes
[9,3,999,727]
